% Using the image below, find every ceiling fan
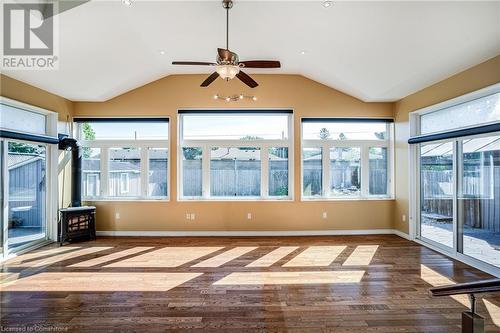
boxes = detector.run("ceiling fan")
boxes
[172,0,281,88]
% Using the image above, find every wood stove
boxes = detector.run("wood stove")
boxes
[58,136,96,245]
[58,206,96,245]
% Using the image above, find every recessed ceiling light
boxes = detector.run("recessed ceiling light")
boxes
[122,0,133,7]
[300,50,307,55]
[159,50,166,55]
[322,1,333,8]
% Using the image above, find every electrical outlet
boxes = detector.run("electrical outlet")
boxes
[322,212,327,219]
[247,213,252,220]
[115,212,120,220]
[402,214,406,222]
[191,213,196,220]
[186,213,191,220]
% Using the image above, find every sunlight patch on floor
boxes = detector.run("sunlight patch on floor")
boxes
[343,245,379,266]
[484,299,500,327]
[105,247,223,267]
[192,247,257,267]
[420,264,469,307]
[1,272,203,292]
[0,272,20,284]
[213,271,365,285]
[9,247,112,268]
[6,246,82,265]
[246,246,299,267]
[282,246,346,267]
[69,247,154,267]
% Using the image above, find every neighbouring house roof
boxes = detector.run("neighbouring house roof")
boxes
[421,136,500,158]
[83,148,287,173]
[7,153,42,170]
[210,147,286,161]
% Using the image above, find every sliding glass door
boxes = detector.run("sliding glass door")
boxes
[417,134,500,273]
[412,84,500,275]
[458,135,500,268]
[1,97,57,258]
[6,141,48,252]
[419,141,454,249]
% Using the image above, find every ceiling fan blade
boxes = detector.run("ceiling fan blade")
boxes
[236,71,258,88]
[217,48,232,62]
[240,60,281,68]
[200,72,220,87]
[172,61,216,66]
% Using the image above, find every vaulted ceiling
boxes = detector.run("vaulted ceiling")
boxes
[3,1,500,102]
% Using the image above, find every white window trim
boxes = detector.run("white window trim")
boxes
[76,119,170,201]
[178,112,294,201]
[300,118,394,201]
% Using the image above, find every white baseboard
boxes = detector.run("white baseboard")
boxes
[96,229,409,238]
[392,229,411,240]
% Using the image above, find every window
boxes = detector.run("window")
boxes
[302,118,393,199]
[82,148,101,198]
[269,147,289,196]
[148,148,168,197]
[411,83,500,273]
[420,91,500,135]
[179,111,292,200]
[1,102,47,135]
[210,147,261,197]
[75,118,169,200]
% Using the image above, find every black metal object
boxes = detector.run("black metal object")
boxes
[178,109,293,114]
[73,117,169,123]
[0,129,59,144]
[430,279,500,333]
[408,122,500,144]
[301,117,394,123]
[58,206,96,245]
[58,137,82,207]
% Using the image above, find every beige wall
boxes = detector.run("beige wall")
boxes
[393,55,500,233]
[73,74,394,231]
[0,74,73,122]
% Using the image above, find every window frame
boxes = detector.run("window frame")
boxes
[177,111,294,201]
[409,83,500,277]
[300,117,394,201]
[75,118,170,201]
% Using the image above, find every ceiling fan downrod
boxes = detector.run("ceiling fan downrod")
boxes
[222,0,233,50]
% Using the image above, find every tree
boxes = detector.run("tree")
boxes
[8,142,37,154]
[183,147,202,160]
[338,132,347,140]
[82,123,96,158]
[238,135,262,150]
[374,131,386,140]
[318,128,330,140]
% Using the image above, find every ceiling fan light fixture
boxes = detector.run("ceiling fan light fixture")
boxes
[216,64,240,80]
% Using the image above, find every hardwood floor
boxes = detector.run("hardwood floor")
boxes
[1,235,499,332]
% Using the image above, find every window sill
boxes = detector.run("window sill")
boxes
[177,197,293,202]
[301,196,394,202]
[83,197,169,202]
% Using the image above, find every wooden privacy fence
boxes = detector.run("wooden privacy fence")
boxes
[421,167,500,232]
[8,158,46,228]
[183,160,388,197]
